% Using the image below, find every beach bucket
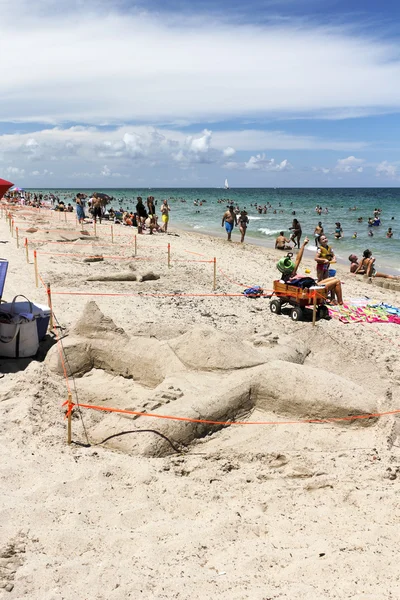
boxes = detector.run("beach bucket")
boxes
[328,269,336,277]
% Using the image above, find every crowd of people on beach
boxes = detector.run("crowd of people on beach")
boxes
[74,194,172,235]
[219,201,398,290]
[4,188,398,289]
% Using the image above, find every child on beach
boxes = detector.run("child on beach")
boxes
[315,234,336,282]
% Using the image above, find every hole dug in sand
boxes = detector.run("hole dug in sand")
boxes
[46,302,380,457]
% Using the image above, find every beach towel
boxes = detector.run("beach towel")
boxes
[243,286,264,298]
[329,301,400,324]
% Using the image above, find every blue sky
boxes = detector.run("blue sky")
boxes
[0,0,400,187]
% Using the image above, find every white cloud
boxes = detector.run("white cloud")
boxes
[1,2,400,125]
[212,130,367,152]
[335,156,366,173]
[188,129,212,153]
[244,154,292,171]
[223,147,236,157]
[224,154,291,172]
[376,161,398,178]
[4,166,25,177]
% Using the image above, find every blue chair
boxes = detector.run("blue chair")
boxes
[0,259,8,301]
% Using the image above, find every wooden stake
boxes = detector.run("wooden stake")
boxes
[34,250,39,288]
[16,227,19,248]
[111,225,114,243]
[134,234,137,256]
[213,257,217,291]
[312,290,317,327]
[25,238,29,263]
[47,283,54,330]
[67,392,73,445]
[167,243,171,267]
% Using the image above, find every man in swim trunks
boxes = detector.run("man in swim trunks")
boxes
[314,222,323,246]
[92,196,103,224]
[161,199,171,232]
[275,231,292,250]
[221,205,237,241]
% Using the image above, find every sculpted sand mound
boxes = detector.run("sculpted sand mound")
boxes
[47,301,185,386]
[90,371,254,456]
[168,326,266,371]
[72,301,128,339]
[251,360,377,425]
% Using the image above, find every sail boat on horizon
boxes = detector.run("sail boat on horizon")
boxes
[224,178,229,190]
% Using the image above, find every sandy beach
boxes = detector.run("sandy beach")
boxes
[1,205,400,599]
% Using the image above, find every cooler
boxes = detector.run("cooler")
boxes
[0,298,51,340]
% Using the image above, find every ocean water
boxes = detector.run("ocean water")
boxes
[29,187,400,272]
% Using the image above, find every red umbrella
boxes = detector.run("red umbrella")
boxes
[0,178,14,199]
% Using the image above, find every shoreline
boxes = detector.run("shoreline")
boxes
[172,220,400,277]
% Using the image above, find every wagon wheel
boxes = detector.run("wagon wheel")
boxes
[317,305,329,319]
[290,307,303,322]
[270,299,282,315]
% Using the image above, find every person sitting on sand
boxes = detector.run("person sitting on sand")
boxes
[275,231,292,250]
[222,205,237,241]
[349,251,400,279]
[279,237,343,304]
[315,234,336,282]
[149,215,161,234]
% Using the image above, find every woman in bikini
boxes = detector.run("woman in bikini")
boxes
[238,210,249,243]
[289,218,302,248]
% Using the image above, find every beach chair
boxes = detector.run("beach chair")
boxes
[0,259,8,302]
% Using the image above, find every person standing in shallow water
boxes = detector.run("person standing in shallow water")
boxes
[289,218,302,248]
[161,199,171,232]
[222,205,237,241]
[238,210,249,243]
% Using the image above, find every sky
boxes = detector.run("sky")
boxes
[1,0,400,188]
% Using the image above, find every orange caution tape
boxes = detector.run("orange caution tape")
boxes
[66,401,399,425]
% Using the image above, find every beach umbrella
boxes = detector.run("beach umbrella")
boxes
[93,192,112,202]
[0,178,14,199]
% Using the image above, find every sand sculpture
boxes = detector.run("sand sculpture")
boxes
[47,301,379,457]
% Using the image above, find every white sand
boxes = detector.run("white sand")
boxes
[1,206,400,599]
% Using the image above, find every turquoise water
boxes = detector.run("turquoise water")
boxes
[29,187,400,272]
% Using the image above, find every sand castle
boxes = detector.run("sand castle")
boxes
[47,301,379,457]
